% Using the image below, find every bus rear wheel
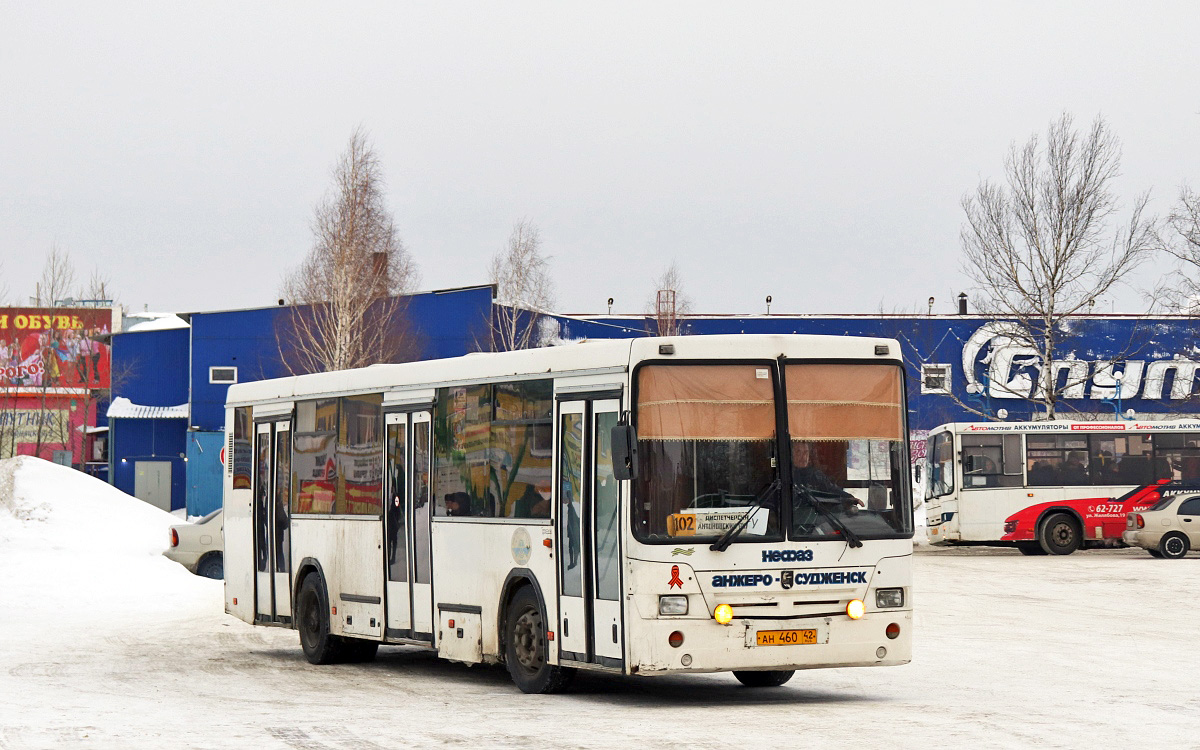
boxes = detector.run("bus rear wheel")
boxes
[505,587,574,694]
[1038,513,1081,555]
[297,574,345,665]
[733,670,795,687]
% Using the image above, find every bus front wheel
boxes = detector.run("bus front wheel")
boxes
[504,587,574,694]
[297,573,345,665]
[733,670,795,687]
[1038,513,1081,555]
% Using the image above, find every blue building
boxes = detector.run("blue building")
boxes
[110,283,1200,512]
[109,285,494,514]
[550,312,1200,434]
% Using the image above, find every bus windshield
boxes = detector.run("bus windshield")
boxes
[632,361,912,543]
[786,364,912,539]
[925,431,954,499]
[633,364,781,543]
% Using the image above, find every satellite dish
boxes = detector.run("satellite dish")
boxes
[1125,409,1136,419]
[997,409,1008,419]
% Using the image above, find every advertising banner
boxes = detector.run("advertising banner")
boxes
[0,308,113,391]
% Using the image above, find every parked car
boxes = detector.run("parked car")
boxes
[999,479,1193,555]
[164,509,224,578]
[1123,495,1200,559]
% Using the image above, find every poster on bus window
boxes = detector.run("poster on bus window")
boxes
[0,308,113,391]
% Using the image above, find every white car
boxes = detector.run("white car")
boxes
[1123,495,1200,559]
[164,509,224,578]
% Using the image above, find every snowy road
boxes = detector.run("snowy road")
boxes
[1,459,1198,749]
[3,548,1198,749]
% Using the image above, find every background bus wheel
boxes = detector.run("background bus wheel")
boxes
[1016,543,1046,556]
[505,587,574,694]
[1038,513,1081,555]
[297,574,345,665]
[196,553,224,579]
[733,670,794,687]
[1159,532,1190,559]
[342,639,379,663]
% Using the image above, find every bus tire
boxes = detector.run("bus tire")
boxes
[733,670,794,687]
[1159,532,1190,559]
[504,587,574,694]
[1016,543,1046,556]
[1038,513,1081,555]
[297,573,345,665]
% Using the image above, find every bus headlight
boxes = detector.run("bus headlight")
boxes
[713,604,734,625]
[875,588,904,609]
[659,595,688,616]
[846,599,865,620]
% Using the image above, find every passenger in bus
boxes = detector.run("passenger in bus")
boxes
[444,492,472,516]
[1028,460,1057,486]
[1061,452,1089,485]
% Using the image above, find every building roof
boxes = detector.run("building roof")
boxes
[106,397,189,420]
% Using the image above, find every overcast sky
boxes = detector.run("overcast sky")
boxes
[2,2,1198,316]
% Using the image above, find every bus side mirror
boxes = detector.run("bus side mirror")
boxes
[611,423,638,481]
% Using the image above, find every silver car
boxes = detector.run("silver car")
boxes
[1123,495,1200,559]
[164,509,224,578]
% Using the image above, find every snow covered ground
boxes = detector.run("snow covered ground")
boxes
[0,456,1197,749]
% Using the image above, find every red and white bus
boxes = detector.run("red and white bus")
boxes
[923,420,1200,554]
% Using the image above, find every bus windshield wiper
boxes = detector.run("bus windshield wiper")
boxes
[792,482,864,548]
[709,478,780,552]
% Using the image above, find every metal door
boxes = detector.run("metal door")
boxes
[557,402,588,658]
[271,421,292,619]
[383,413,412,635]
[253,422,274,618]
[410,411,434,641]
[589,400,624,662]
[254,419,292,622]
[134,460,172,511]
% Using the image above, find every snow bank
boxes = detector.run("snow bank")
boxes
[0,456,218,640]
[0,455,175,557]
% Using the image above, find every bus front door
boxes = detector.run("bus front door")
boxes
[254,418,292,623]
[383,410,434,643]
[557,399,624,667]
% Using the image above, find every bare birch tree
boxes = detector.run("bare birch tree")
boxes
[646,261,692,336]
[1157,186,1200,312]
[278,128,420,373]
[488,219,555,351]
[37,245,76,306]
[80,267,115,303]
[960,114,1155,419]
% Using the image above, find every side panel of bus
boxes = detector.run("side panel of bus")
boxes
[293,518,385,639]
[430,521,557,663]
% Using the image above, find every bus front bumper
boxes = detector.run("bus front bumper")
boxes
[628,611,913,675]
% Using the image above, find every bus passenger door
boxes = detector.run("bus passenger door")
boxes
[410,411,434,642]
[589,401,623,664]
[254,422,274,620]
[557,402,588,658]
[271,420,292,619]
[557,398,625,667]
[254,419,293,623]
[384,413,411,636]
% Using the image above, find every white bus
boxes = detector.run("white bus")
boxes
[924,419,1200,553]
[224,334,914,693]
